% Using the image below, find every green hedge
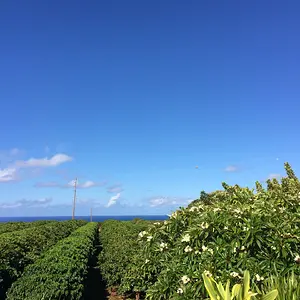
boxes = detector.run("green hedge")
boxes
[0,220,54,235]
[7,222,98,300]
[119,163,300,299]
[98,220,150,290]
[0,219,86,297]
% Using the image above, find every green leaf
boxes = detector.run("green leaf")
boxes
[243,270,250,296]
[261,290,278,300]
[202,274,218,300]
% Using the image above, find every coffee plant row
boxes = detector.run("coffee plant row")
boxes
[7,222,98,300]
[102,163,300,299]
[98,219,154,291]
[0,220,54,235]
[0,219,86,297]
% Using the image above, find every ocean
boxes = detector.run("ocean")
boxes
[0,215,168,223]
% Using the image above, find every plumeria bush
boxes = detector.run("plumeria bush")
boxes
[119,163,300,299]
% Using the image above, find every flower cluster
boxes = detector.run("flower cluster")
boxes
[159,242,168,251]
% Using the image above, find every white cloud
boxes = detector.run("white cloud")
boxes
[15,154,73,168]
[67,179,106,189]
[224,165,239,172]
[0,168,17,182]
[0,198,53,209]
[80,181,98,188]
[106,193,121,207]
[35,180,106,189]
[149,196,193,207]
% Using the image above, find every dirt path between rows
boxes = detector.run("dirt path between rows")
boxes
[84,225,134,300]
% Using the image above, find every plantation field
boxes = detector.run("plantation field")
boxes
[0,163,299,299]
[0,219,87,298]
[0,220,54,235]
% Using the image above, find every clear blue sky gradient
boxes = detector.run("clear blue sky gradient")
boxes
[0,1,299,216]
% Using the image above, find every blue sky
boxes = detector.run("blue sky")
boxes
[0,1,299,216]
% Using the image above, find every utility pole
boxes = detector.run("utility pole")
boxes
[90,207,93,222]
[72,178,77,220]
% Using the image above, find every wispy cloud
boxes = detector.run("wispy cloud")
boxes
[35,180,106,189]
[0,168,18,182]
[15,154,73,168]
[0,153,73,183]
[0,198,53,209]
[148,196,193,207]
[106,193,121,207]
[224,165,239,172]
[107,184,124,193]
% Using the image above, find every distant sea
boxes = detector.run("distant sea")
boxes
[0,215,168,223]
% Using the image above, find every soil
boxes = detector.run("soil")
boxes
[83,225,135,300]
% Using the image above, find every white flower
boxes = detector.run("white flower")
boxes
[189,206,198,212]
[153,222,160,225]
[233,209,242,214]
[170,212,178,219]
[184,245,193,253]
[208,248,214,254]
[195,250,200,254]
[224,226,228,230]
[181,275,190,284]
[243,227,249,231]
[145,259,150,264]
[233,247,237,253]
[294,255,300,263]
[138,231,147,238]
[271,246,276,250]
[164,220,168,225]
[204,270,212,277]
[200,222,209,229]
[159,242,168,251]
[202,245,208,251]
[147,236,153,241]
[181,234,191,243]
[255,274,264,281]
[240,246,246,251]
[230,272,239,278]
[177,288,183,294]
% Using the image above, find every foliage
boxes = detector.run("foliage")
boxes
[119,162,300,299]
[0,219,86,297]
[98,220,151,292]
[253,271,300,300]
[202,270,277,300]
[0,220,54,235]
[7,222,98,300]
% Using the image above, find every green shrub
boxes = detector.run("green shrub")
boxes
[0,220,86,297]
[0,220,54,235]
[120,162,300,299]
[98,220,151,292]
[7,222,98,300]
